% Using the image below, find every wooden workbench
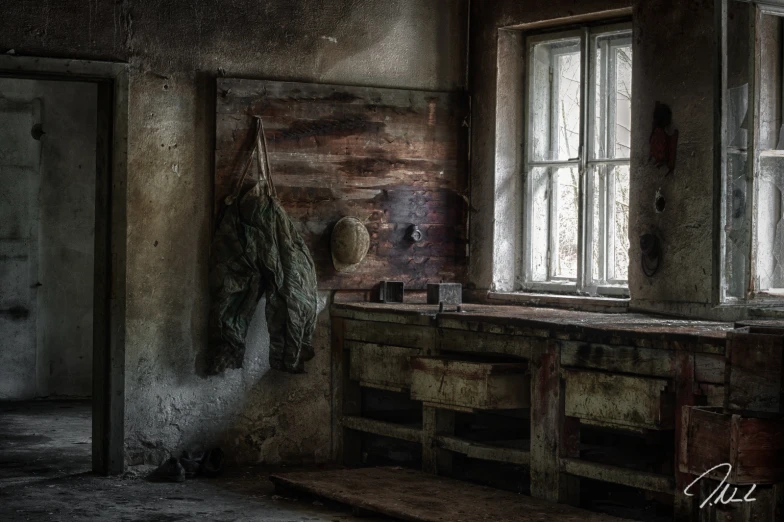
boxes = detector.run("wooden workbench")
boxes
[329,302,782,521]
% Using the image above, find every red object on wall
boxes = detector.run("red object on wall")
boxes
[649,101,678,175]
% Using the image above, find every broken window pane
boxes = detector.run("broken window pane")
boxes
[758,155,784,292]
[722,0,752,301]
[528,38,582,162]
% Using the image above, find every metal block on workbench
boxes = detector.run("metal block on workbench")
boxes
[378,281,404,303]
[427,283,462,305]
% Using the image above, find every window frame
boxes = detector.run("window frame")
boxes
[522,21,633,297]
[720,0,784,305]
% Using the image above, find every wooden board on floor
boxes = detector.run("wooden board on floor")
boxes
[269,467,630,522]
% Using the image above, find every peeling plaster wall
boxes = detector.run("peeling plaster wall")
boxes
[627,0,718,317]
[0,78,97,399]
[469,0,724,319]
[0,0,467,465]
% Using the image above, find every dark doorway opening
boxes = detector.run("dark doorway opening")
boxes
[0,57,128,476]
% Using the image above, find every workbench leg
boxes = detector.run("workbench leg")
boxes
[422,406,454,475]
[559,415,581,506]
[331,317,362,466]
[531,340,578,503]
[673,347,696,521]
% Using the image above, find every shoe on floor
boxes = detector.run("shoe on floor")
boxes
[200,447,225,478]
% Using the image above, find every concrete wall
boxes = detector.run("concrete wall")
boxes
[469,0,728,319]
[0,0,468,465]
[0,78,97,399]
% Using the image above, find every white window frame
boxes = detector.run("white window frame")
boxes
[522,22,632,297]
[720,0,784,304]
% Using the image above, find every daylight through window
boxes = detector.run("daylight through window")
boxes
[523,23,632,296]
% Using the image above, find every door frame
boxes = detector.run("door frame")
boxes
[0,56,129,475]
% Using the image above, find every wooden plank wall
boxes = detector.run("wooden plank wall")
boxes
[214,79,469,290]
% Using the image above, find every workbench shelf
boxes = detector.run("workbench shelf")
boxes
[331,303,784,521]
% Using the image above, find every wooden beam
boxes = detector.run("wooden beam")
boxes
[560,458,675,494]
[342,415,422,444]
[436,435,530,466]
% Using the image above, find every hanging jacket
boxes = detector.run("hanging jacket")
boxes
[208,117,318,374]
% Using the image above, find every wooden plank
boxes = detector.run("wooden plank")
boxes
[725,328,784,414]
[341,415,422,444]
[735,415,784,484]
[215,78,469,292]
[559,341,675,377]
[694,353,725,384]
[696,479,783,522]
[422,407,455,475]
[215,151,464,191]
[559,416,581,505]
[562,369,674,430]
[344,319,435,351]
[530,340,567,502]
[696,383,725,407]
[437,434,531,466]
[673,348,695,522]
[347,342,419,391]
[410,357,530,411]
[560,458,675,494]
[437,316,551,338]
[331,317,362,465]
[269,467,630,522]
[680,407,732,481]
[438,328,533,358]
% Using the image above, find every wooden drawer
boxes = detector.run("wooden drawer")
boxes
[562,369,674,430]
[680,406,784,485]
[344,319,434,350]
[410,356,530,412]
[725,326,784,415]
[348,341,418,392]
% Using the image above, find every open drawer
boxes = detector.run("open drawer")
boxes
[562,369,675,430]
[680,406,784,485]
[410,356,530,412]
[348,341,419,392]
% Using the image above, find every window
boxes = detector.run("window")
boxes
[721,0,784,302]
[523,23,633,296]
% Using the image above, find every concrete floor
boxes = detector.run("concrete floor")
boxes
[0,400,389,522]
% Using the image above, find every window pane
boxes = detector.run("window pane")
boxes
[528,37,582,162]
[588,164,629,285]
[725,151,750,298]
[723,1,752,300]
[610,165,630,281]
[758,155,784,292]
[529,167,550,282]
[553,167,579,279]
[591,32,632,160]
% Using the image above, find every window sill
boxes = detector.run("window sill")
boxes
[749,306,784,319]
[487,291,630,314]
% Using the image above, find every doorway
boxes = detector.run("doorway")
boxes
[0,57,128,476]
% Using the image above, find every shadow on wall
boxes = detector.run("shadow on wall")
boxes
[220,296,332,464]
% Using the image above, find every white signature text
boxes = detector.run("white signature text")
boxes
[683,463,757,509]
